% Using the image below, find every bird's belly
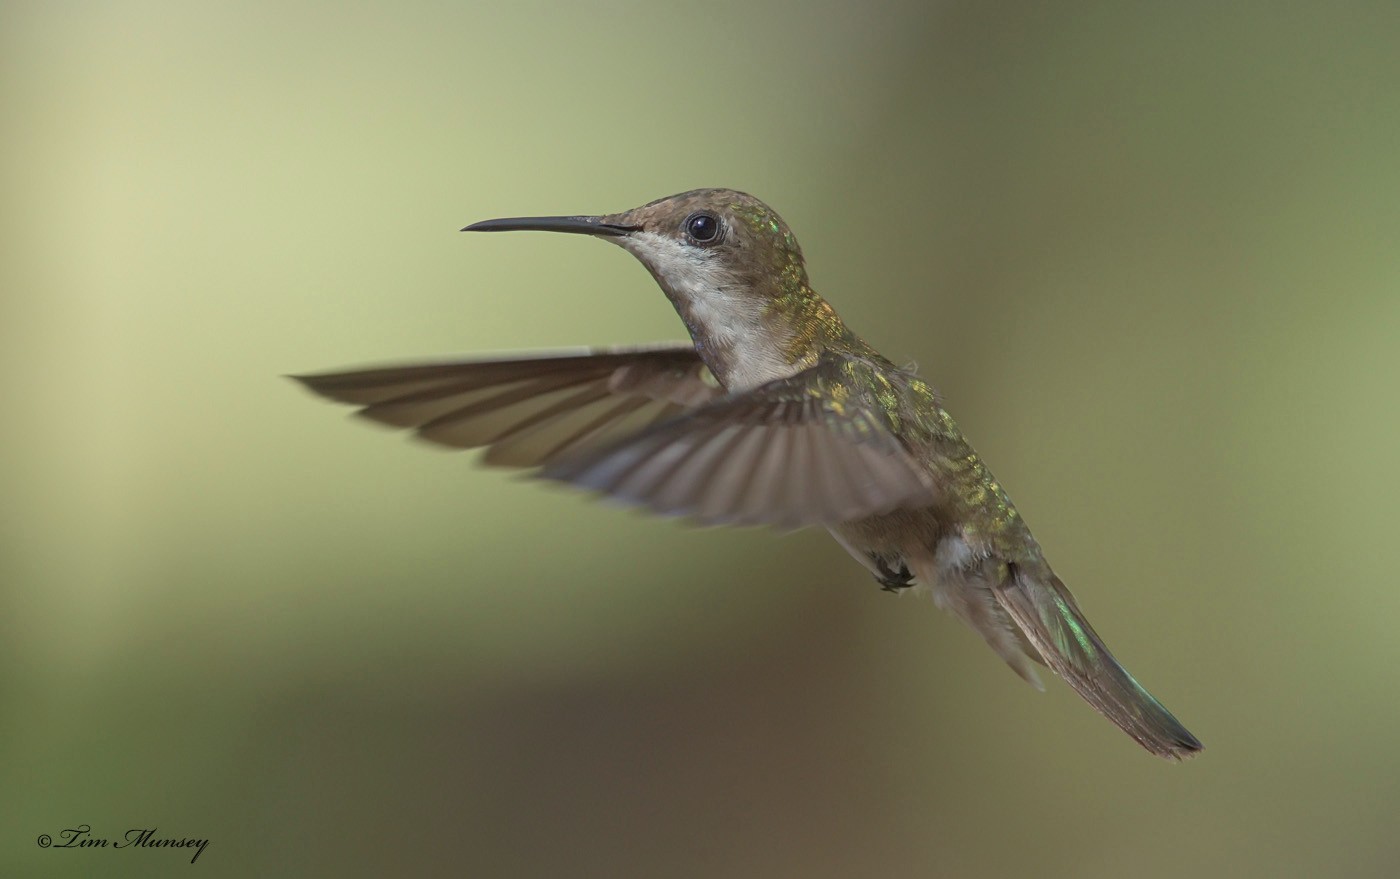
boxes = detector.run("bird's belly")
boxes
[831,506,947,556]
[827,507,948,587]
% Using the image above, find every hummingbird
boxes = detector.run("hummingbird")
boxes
[293,189,1202,760]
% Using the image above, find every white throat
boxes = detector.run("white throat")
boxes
[618,232,801,391]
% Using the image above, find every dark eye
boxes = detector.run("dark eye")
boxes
[683,211,722,245]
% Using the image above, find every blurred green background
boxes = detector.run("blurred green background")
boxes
[4,2,1399,876]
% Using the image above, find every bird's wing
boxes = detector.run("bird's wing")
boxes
[540,356,939,529]
[291,343,721,467]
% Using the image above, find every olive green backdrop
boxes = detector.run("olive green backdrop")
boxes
[4,2,1398,877]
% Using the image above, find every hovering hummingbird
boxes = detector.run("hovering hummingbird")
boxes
[293,189,1202,760]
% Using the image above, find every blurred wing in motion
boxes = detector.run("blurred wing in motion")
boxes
[541,356,940,529]
[291,343,720,467]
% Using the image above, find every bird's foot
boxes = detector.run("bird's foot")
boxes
[874,558,913,593]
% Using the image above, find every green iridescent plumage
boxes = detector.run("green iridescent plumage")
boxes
[295,187,1202,761]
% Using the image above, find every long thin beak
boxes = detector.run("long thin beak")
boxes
[461,215,638,236]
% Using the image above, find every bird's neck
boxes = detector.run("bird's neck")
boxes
[673,281,864,392]
[617,232,867,391]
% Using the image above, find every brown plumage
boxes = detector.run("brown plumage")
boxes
[292,189,1202,760]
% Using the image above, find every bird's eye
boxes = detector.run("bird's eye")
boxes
[683,212,722,246]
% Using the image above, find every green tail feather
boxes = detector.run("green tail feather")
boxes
[994,564,1202,761]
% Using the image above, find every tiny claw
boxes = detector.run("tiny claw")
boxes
[875,557,913,592]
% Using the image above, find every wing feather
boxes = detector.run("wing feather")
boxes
[292,344,718,467]
[540,357,940,528]
[296,347,940,528]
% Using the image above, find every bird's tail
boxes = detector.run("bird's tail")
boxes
[993,564,1203,761]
